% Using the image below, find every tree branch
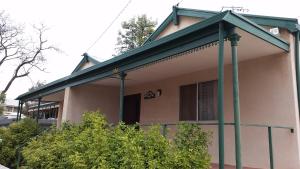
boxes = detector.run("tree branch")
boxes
[0,15,56,94]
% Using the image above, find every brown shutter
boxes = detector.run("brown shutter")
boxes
[179,84,197,121]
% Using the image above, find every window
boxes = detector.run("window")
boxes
[179,80,218,121]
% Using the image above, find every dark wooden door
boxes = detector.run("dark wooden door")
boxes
[123,94,141,125]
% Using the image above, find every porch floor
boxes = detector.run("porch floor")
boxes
[211,164,262,169]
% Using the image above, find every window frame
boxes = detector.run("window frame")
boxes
[179,80,218,122]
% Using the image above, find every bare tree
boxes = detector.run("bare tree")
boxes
[0,11,56,95]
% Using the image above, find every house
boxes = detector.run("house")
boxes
[2,99,18,117]
[16,7,300,169]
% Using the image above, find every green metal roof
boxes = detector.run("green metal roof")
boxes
[16,10,290,101]
[71,53,100,74]
[144,7,299,43]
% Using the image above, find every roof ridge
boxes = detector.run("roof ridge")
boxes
[176,7,298,21]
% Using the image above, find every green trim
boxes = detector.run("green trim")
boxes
[268,127,274,169]
[178,7,298,32]
[224,11,289,51]
[172,6,179,25]
[230,30,242,169]
[144,7,298,44]
[217,22,225,169]
[143,13,173,44]
[71,53,100,73]
[17,11,228,101]
[16,101,21,121]
[36,98,41,123]
[16,11,289,101]
[119,72,126,122]
[19,102,23,120]
[162,124,167,137]
[177,8,217,18]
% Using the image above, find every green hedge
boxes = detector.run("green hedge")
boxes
[0,118,40,168]
[22,112,212,169]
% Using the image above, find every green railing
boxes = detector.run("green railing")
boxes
[139,121,294,169]
[14,121,294,169]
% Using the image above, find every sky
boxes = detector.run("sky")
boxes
[0,0,299,100]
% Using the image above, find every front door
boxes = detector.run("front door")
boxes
[123,94,141,125]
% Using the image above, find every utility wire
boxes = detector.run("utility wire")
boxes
[86,0,132,52]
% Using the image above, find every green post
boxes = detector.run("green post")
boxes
[19,102,23,120]
[162,124,167,137]
[229,29,242,169]
[268,127,274,169]
[217,22,225,169]
[119,72,126,122]
[37,98,41,124]
[16,100,21,121]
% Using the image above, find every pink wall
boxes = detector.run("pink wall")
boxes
[125,52,300,168]
[62,84,119,123]
[59,51,300,168]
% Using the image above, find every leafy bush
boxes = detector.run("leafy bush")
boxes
[0,118,40,168]
[22,112,211,169]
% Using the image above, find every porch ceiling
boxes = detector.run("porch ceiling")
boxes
[42,90,64,102]
[91,28,286,87]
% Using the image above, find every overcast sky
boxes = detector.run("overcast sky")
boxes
[0,0,299,100]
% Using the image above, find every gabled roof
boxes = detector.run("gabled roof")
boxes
[71,53,100,74]
[16,10,290,101]
[144,7,299,44]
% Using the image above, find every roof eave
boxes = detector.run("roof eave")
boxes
[16,10,289,101]
[145,7,298,43]
[16,11,229,101]
[224,11,289,51]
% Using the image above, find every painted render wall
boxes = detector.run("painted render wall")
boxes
[156,16,201,40]
[59,39,300,168]
[150,14,300,168]
[125,51,300,168]
[59,15,300,168]
[79,61,95,71]
[62,84,119,123]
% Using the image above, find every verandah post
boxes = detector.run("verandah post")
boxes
[19,101,23,120]
[268,127,274,169]
[16,100,21,121]
[229,28,242,169]
[37,98,41,124]
[217,22,225,169]
[119,72,127,122]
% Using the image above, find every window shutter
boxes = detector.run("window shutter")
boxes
[179,84,197,121]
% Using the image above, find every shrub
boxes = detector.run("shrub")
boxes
[0,118,41,168]
[171,123,212,168]
[22,112,211,169]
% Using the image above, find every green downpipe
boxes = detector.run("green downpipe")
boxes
[119,72,126,122]
[268,127,274,169]
[217,22,225,169]
[230,30,242,169]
